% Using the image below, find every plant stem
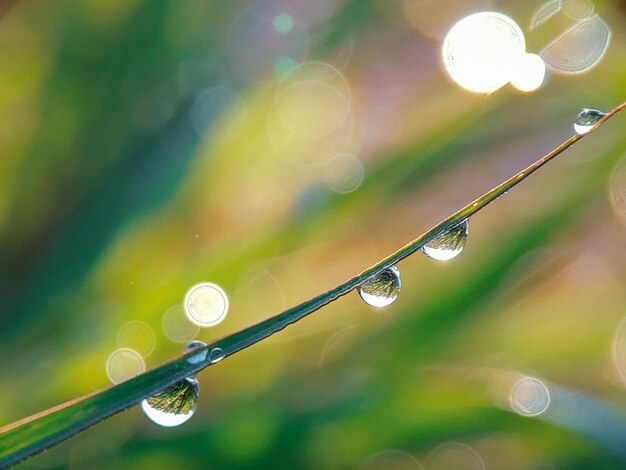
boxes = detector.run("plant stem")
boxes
[1,100,624,468]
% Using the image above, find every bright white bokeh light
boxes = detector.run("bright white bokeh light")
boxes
[184,282,229,327]
[510,53,546,92]
[442,11,525,93]
[509,376,551,417]
[106,348,145,384]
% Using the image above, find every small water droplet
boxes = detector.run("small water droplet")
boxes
[141,379,199,427]
[358,266,401,308]
[574,108,606,134]
[208,347,226,363]
[184,340,207,364]
[421,220,469,261]
[183,340,207,354]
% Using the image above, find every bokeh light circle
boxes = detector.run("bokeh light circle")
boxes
[106,348,145,384]
[275,61,352,138]
[612,317,626,383]
[540,14,610,74]
[509,376,551,417]
[442,11,525,93]
[510,53,546,92]
[424,443,485,470]
[360,450,423,470]
[324,154,364,193]
[162,305,200,343]
[184,282,229,327]
[267,61,353,166]
[608,155,626,227]
[116,321,156,357]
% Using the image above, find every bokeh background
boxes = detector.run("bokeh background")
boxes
[1,0,626,468]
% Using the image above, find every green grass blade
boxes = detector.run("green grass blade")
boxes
[0,101,624,468]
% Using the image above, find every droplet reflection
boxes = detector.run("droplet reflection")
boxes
[141,378,199,427]
[574,108,605,134]
[422,220,469,261]
[358,266,401,308]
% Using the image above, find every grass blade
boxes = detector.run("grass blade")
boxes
[0,100,624,468]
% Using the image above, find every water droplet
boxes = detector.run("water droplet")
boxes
[184,340,208,365]
[141,378,199,427]
[421,220,469,261]
[358,266,401,308]
[184,340,207,354]
[208,347,226,364]
[574,108,606,134]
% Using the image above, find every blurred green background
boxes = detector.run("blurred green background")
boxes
[1,0,626,468]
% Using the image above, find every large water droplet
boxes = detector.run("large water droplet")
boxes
[358,266,401,308]
[422,220,469,261]
[141,378,199,427]
[574,108,606,134]
[208,347,226,364]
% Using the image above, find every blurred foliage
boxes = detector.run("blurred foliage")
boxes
[1,0,626,468]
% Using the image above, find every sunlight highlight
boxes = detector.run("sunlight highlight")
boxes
[184,282,229,327]
[510,53,546,92]
[442,12,525,93]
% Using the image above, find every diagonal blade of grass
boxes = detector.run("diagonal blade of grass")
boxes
[0,100,624,468]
